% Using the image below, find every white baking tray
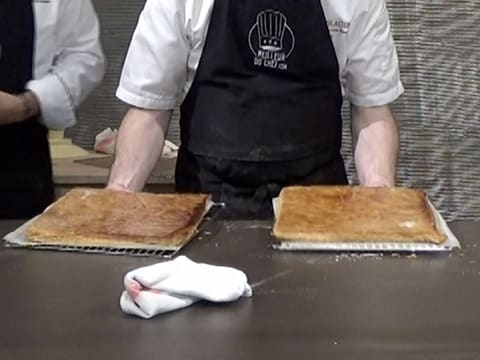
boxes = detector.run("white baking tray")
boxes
[271,198,460,252]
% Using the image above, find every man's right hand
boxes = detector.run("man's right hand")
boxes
[0,90,40,126]
[0,91,26,125]
[106,183,133,192]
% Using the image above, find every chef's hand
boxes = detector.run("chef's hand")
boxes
[106,183,134,192]
[363,181,395,187]
[363,178,394,188]
[0,90,40,126]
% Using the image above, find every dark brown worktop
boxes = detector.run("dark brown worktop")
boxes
[1,220,480,359]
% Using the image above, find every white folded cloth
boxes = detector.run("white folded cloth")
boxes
[162,139,179,159]
[120,256,253,319]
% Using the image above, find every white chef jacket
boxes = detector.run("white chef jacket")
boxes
[117,0,404,111]
[27,0,105,130]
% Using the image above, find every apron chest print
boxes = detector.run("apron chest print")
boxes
[248,10,295,71]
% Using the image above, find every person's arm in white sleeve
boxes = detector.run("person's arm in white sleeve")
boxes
[26,0,105,130]
[108,0,191,191]
[346,0,402,187]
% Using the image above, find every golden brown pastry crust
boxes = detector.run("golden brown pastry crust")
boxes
[26,188,211,249]
[273,186,447,244]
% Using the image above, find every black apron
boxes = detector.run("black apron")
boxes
[177,0,347,219]
[0,0,54,219]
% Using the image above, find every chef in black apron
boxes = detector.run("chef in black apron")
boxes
[176,1,347,219]
[0,0,54,219]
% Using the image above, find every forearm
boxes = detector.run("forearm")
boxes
[351,104,399,187]
[107,108,171,192]
[0,91,40,126]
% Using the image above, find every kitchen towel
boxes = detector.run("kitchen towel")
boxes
[120,256,252,318]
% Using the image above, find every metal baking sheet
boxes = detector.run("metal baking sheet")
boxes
[272,197,461,252]
[3,201,222,258]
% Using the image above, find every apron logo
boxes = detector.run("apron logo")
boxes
[248,10,295,71]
